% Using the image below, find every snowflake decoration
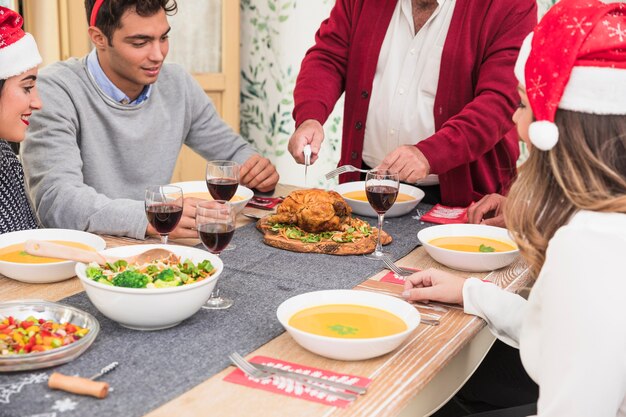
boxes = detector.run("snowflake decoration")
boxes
[566,16,592,36]
[51,398,78,413]
[527,75,547,100]
[608,23,626,42]
[0,373,48,404]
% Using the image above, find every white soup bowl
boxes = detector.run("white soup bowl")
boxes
[277,289,420,361]
[418,224,519,272]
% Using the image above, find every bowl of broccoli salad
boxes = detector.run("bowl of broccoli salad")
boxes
[75,244,223,330]
[84,255,215,289]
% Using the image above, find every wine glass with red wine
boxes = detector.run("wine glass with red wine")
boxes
[206,160,240,250]
[145,185,184,245]
[364,170,399,260]
[206,160,240,201]
[196,200,236,309]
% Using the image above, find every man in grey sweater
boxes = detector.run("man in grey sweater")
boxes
[22,0,278,240]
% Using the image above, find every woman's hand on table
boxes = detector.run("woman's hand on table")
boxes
[146,197,205,239]
[402,268,465,305]
[467,194,507,227]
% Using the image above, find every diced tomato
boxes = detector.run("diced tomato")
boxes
[65,324,77,333]
[0,323,8,330]
[20,321,33,330]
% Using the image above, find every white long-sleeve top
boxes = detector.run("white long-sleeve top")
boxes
[463,210,626,417]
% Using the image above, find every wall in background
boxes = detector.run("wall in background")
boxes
[240,1,562,187]
[240,0,342,188]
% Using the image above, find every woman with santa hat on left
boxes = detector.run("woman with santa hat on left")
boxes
[0,5,43,234]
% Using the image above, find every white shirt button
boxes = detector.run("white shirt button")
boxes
[410,49,416,55]
[399,88,405,95]
[390,129,396,135]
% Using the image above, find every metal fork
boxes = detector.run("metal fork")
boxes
[381,255,414,277]
[325,165,370,180]
[228,353,358,401]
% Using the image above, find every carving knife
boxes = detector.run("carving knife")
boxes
[303,144,311,186]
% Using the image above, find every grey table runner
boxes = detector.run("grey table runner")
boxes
[0,206,433,417]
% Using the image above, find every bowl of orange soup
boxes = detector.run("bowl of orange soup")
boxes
[169,181,253,214]
[417,224,519,272]
[277,290,421,361]
[0,229,106,283]
[334,181,425,218]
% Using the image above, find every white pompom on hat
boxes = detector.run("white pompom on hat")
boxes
[514,0,626,151]
[0,6,42,80]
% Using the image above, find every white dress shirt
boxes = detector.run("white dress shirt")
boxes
[363,0,454,185]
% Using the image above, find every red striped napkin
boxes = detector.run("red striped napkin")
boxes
[224,355,372,408]
[420,204,468,224]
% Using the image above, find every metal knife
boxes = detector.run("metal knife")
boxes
[253,362,368,394]
[303,144,311,186]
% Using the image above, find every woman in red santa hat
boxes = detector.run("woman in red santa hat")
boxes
[404,0,626,415]
[0,6,42,234]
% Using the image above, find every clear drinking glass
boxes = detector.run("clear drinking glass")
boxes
[145,185,184,244]
[364,170,399,259]
[196,200,236,309]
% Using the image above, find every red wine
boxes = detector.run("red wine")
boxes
[146,204,183,234]
[366,185,398,214]
[198,223,235,254]
[206,178,238,201]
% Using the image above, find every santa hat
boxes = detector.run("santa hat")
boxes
[514,0,626,151]
[0,6,42,80]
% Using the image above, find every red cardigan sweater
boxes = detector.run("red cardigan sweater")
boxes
[293,0,537,206]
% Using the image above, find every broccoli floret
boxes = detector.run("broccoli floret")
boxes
[86,265,104,281]
[197,260,214,274]
[112,271,149,288]
[155,268,176,282]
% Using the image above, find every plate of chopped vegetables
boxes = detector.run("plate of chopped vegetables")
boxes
[75,244,223,330]
[0,299,99,372]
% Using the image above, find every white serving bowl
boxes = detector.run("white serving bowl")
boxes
[170,181,253,214]
[334,181,425,218]
[75,244,222,330]
[277,290,420,361]
[0,229,106,283]
[418,224,520,272]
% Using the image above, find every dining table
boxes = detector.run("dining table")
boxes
[0,184,534,417]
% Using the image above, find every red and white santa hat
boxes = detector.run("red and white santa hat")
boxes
[514,0,626,151]
[0,6,41,80]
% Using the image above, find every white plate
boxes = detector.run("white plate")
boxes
[334,181,425,218]
[277,290,420,361]
[418,224,520,272]
[0,229,106,283]
[170,181,253,214]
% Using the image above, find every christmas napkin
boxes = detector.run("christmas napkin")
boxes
[224,356,372,407]
[420,204,468,224]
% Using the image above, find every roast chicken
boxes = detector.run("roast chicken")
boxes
[267,189,352,233]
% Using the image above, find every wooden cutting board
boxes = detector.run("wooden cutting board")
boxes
[255,217,392,256]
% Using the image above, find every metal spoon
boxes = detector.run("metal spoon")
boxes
[24,240,174,266]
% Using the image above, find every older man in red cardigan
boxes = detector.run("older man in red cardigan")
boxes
[288,0,537,206]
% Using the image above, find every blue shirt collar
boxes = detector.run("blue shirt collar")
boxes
[86,49,152,106]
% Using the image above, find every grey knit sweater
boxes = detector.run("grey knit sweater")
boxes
[22,57,257,239]
[0,140,38,234]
